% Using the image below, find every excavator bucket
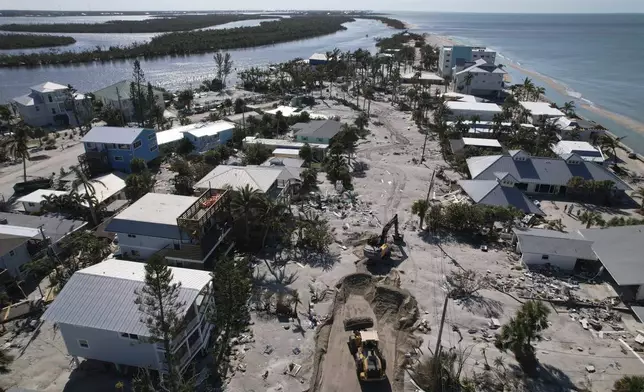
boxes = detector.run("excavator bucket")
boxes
[344,317,375,331]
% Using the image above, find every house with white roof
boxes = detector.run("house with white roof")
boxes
[519,102,565,124]
[17,189,69,213]
[401,71,444,85]
[156,121,234,153]
[466,149,630,197]
[551,141,606,165]
[450,137,503,155]
[550,117,606,142]
[309,53,328,66]
[80,126,159,174]
[106,192,233,268]
[11,82,89,128]
[265,106,326,119]
[446,101,503,121]
[512,227,596,270]
[194,165,298,199]
[438,46,496,76]
[453,59,506,98]
[41,258,214,373]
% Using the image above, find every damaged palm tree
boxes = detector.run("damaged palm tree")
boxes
[412,347,474,392]
[446,269,490,299]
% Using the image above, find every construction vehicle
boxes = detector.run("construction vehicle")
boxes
[363,214,404,261]
[344,317,387,382]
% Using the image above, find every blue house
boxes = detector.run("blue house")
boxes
[80,126,159,173]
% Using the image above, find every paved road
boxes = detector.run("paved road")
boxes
[0,143,84,201]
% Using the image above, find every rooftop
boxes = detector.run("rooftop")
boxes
[93,80,162,102]
[185,121,235,138]
[551,141,605,163]
[243,137,328,150]
[42,258,211,336]
[194,165,283,193]
[30,81,68,93]
[446,101,503,113]
[461,138,502,148]
[579,225,644,286]
[81,126,149,145]
[459,180,544,215]
[520,102,565,117]
[0,212,86,243]
[262,156,305,168]
[309,53,327,61]
[265,106,327,119]
[75,172,127,206]
[443,92,477,103]
[17,189,69,205]
[466,150,630,190]
[224,111,261,124]
[156,127,187,146]
[513,227,597,260]
[401,71,444,82]
[106,193,198,239]
[293,120,344,140]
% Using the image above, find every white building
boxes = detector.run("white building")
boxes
[551,141,606,164]
[453,59,506,98]
[242,137,328,152]
[93,80,165,123]
[450,137,502,155]
[512,228,597,270]
[194,165,296,198]
[550,117,606,142]
[41,258,214,373]
[438,46,496,76]
[17,189,69,213]
[400,71,444,85]
[265,106,326,119]
[446,101,503,121]
[519,102,565,124]
[156,121,235,153]
[106,192,232,268]
[11,82,89,128]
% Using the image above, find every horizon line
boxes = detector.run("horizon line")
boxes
[1,9,644,14]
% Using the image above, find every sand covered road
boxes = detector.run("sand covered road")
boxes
[310,273,420,392]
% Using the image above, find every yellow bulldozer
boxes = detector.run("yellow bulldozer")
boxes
[344,317,387,382]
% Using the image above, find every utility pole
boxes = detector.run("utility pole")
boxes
[433,293,449,357]
[424,170,435,204]
[420,128,430,163]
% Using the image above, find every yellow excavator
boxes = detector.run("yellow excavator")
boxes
[363,214,404,261]
[344,317,387,382]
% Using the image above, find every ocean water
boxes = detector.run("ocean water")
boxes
[394,12,644,152]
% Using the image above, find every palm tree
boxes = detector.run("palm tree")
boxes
[470,115,481,130]
[579,210,604,229]
[563,101,576,117]
[411,199,430,229]
[290,289,302,319]
[463,73,474,95]
[632,187,644,211]
[3,122,31,182]
[259,198,289,249]
[70,166,103,226]
[494,300,550,374]
[600,135,621,166]
[231,184,264,246]
[521,77,535,101]
[613,375,644,392]
[533,86,546,101]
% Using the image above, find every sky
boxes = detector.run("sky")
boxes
[2,0,644,13]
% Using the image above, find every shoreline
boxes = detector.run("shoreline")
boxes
[423,32,644,158]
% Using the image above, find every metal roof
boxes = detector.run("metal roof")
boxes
[185,121,235,138]
[262,156,305,168]
[81,126,149,145]
[632,306,644,323]
[30,81,68,93]
[551,141,605,163]
[461,138,502,148]
[75,172,127,206]
[105,193,197,239]
[12,94,34,106]
[93,80,162,102]
[42,258,211,336]
[293,120,343,140]
[0,224,42,254]
[243,137,328,150]
[520,102,565,117]
[466,151,630,190]
[459,180,544,215]
[17,189,69,204]
[513,227,597,260]
[579,225,644,286]
[195,165,283,192]
[224,111,260,124]
[446,101,503,113]
[0,212,86,243]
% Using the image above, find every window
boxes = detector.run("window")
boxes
[48,95,53,103]
[127,234,136,238]
[317,138,324,142]
[541,255,549,260]
[148,134,156,141]
[119,144,130,150]
[120,333,139,340]
[174,243,181,250]
[51,108,56,114]
[150,144,158,152]
[129,334,139,340]
[108,143,117,149]
[133,140,142,149]
[114,156,124,161]
[9,250,15,257]
[28,202,35,207]
[78,339,89,348]
[131,250,140,257]
[35,106,40,112]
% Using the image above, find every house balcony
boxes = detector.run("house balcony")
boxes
[177,188,232,240]
[78,150,111,176]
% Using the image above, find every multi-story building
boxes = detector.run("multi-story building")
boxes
[438,46,497,77]
[11,82,90,128]
[41,258,215,373]
[106,192,233,269]
[93,80,165,123]
[453,59,506,98]
[155,121,235,153]
[79,127,159,174]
